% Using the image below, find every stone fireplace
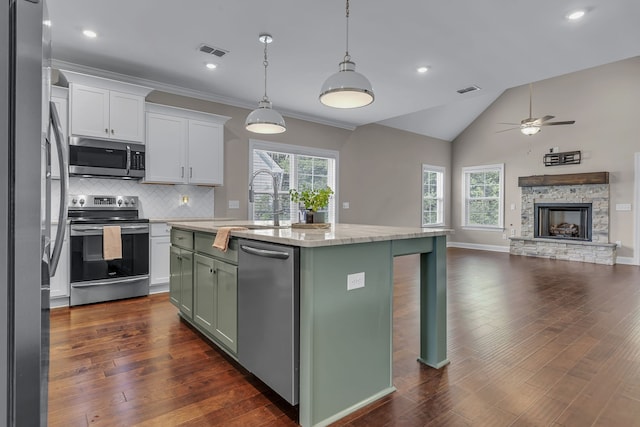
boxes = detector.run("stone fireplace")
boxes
[510,172,616,265]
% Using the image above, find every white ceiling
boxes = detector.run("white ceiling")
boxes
[46,0,640,141]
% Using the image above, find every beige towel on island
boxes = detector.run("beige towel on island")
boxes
[103,225,123,260]
[213,227,248,252]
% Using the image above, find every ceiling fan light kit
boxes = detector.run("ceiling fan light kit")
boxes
[319,0,374,109]
[498,83,575,136]
[245,33,286,134]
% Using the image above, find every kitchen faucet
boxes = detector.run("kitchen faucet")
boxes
[249,169,282,226]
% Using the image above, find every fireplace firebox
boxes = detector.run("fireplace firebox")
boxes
[534,203,592,241]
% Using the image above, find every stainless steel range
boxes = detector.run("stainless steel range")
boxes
[68,194,149,306]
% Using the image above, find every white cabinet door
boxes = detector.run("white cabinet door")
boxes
[145,112,187,184]
[70,83,110,139]
[150,236,171,286]
[109,91,145,143]
[50,94,68,180]
[49,224,69,298]
[188,119,224,185]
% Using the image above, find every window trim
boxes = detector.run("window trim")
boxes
[461,163,504,230]
[248,139,340,222]
[421,164,445,227]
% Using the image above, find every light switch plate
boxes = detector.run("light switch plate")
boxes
[228,200,240,209]
[347,272,365,290]
[342,202,350,209]
[615,203,631,211]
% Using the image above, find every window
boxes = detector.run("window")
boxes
[462,164,504,229]
[249,140,338,223]
[422,164,445,227]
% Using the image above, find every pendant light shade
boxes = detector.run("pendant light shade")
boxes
[246,34,286,134]
[320,60,374,108]
[319,0,374,109]
[245,100,286,134]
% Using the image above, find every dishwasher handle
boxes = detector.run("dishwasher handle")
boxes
[240,245,290,260]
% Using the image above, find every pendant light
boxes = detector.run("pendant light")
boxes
[245,34,286,134]
[319,0,374,109]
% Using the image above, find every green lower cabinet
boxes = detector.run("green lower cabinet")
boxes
[169,246,193,319]
[193,253,238,354]
[212,259,237,353]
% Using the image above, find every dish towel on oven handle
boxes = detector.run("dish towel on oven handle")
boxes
[103,225,123,260]
[213,227,248,252]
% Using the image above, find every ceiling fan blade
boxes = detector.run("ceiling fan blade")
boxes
[541,120,576,126]
[496,127,520,133]
[497,122,521,126]
[534,115,555,124]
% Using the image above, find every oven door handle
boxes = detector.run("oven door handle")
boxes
[70,225,149,235]
[71,276,149,288]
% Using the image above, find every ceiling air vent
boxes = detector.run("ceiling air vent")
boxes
[457,85,481,94]
[198,44,229,57]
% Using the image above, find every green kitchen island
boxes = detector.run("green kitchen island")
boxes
[167,220,452,427]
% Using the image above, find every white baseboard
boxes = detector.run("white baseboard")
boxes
[150,283,169,294]
[616,256,637,265]
[447,241,510,253]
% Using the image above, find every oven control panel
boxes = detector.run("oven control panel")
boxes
[69,195,139,209]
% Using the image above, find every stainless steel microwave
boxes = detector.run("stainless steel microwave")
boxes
[69,137,145,179]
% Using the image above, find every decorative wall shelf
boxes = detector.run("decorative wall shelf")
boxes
[543,150,581,167]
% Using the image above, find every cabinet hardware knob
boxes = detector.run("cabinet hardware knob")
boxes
[210,268,214,274]
[105,128,108,134]
[111,129,114,134]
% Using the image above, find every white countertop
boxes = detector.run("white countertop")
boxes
[149,217,236,223]
[167,220,453,248]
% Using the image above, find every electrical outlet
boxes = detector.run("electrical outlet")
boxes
[347,272,365,290]
[502,233,507,240]
[510,228,516,237]
[228,200,240,209]
[342,202,350,209]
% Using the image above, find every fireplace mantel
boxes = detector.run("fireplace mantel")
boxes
[518,172,609,187]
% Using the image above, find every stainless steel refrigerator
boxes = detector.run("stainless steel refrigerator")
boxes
[1,0,67,425]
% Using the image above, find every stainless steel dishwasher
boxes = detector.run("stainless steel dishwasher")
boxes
[238,239,300,405]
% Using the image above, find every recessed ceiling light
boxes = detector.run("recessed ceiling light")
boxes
[82,29,97,38]
[43,19,51,27]
[417,66,429,74]
[566,10,586,20]
[205,63,217,70]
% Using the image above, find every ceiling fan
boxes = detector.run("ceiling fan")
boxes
[498,83,575,135]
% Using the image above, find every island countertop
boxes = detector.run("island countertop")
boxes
[166,220,453,248]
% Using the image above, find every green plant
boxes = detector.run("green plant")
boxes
[289,186,334,212]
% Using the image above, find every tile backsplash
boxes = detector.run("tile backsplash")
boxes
[51,177,215,220]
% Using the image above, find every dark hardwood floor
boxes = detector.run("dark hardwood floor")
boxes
[49,249,640,426]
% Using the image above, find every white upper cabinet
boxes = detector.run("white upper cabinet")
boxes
[60,70,152,144]
[146,112,188,183]
[70,84,146,143]
[145,103,230,186]
[188,120,224,185]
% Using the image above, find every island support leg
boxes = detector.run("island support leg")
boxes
[418,235,449,368]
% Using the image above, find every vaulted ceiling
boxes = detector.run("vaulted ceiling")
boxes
[47,0,640,141]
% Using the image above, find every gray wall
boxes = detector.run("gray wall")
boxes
[451,56,640,258]
[146,91,451,228]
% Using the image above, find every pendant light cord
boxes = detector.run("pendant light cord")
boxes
[344,0,351,62]
[263,39,269,102]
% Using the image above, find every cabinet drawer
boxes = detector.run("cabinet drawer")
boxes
[171,228,193,250]
[194,232,238,264]
[151,222,171,237]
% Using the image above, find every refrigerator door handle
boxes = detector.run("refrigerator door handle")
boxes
[49,101,68,277]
